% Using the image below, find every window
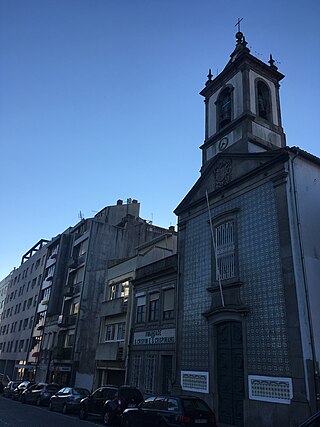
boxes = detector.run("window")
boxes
[73,239,88,258]
[108,280,129,301]
[136,296,146,323]
[23,318,28,330]
[217,86,232,129]
[257,80,271,121]
[29,317,34,329]
[145,355,156,394]
[71,301,79,315]
[215,220,235,281]
[71,267,84,286]
[149,293,159,321]
[103,322,125,342]
[105,324,115,342]
[117,322,125,341]
[65,332,75,347]
[163,289,174,320]
[45,266,55,280]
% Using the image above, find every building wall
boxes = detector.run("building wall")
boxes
[74,217,170,390]
[129,255,177,396]
[179,180,290,374]
[0,242,48,381]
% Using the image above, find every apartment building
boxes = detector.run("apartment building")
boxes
[0,240,49,380]
[34,199,173,390]
[94,233,177,389]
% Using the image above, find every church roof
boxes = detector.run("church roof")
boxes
[174,147,320,216]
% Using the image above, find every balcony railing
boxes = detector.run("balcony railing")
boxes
[100,298,128,317]
[58,314,78,327]
[64,283,81,297]
[52,347,72,360]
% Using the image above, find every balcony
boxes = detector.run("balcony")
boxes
[57,314,77,328]
[64,285,74,297]
[64,283,81,297]
[100,298,128,317]
[68,255,85,270]
[52,347,72,361]
[95,342,124,361]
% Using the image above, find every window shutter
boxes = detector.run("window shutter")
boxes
[163,289,174,311]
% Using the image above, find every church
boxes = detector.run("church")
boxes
[174,30,320,426]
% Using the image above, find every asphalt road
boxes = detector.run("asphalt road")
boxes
[0,396,104,427]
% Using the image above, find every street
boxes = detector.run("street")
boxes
[0,396,104,427]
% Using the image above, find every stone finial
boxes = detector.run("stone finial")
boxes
[205,68,213,86]
[269,54,278,70]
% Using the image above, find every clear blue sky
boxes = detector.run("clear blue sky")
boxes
[1,0,319,280]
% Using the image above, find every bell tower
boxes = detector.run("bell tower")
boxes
[200,31,286,170]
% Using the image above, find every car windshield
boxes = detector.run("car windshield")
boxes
[181,398,211,412]
[74,388,90,396]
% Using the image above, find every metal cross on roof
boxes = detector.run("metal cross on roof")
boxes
[235,17,243,32]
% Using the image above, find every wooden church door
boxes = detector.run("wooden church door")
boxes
[217,321,244,426]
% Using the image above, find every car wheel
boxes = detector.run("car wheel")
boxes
[49,401,54,411]
[62,403,68,415]
[36,397,42,406]
[103,411,112,426]
[21,396,26,404]
[79,406,88,420]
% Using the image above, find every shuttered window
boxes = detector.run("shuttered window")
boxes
[163,289,174,320]
[215,221,235,280]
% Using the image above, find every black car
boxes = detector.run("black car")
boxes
[12,381,35,401]
[79,385,143,425]
[121,395,217,427]
[21,382,61,406]
[3,381,22,398]
[297,410,320,427]
[49,387,90,414]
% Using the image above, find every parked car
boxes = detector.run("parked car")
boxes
[79,385,143,425]
[3,381,22,398]
[121,395,217,427]
[49,387,90,414]
[11,381,35,401]
[297,410,320,427]
[21,382,61,406]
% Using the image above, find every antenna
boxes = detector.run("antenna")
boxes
[78,211,84,220]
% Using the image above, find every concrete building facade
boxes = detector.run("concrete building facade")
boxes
[94,233,177,389]
[0,240,49,381]
[33,199,173,390]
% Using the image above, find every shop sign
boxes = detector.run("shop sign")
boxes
[133,328,175,345]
